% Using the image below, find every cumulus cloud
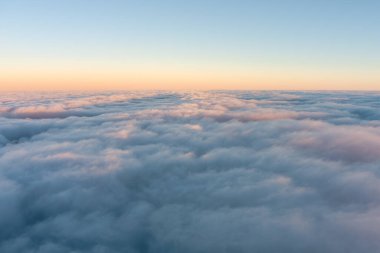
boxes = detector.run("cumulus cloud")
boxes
[0,91,380,252]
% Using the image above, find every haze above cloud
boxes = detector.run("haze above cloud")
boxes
[1,91,380,252]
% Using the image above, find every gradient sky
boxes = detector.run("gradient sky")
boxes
[1,0,379,90]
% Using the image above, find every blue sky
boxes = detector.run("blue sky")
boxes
[1,0,379,90]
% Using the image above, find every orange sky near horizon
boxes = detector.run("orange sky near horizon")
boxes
[1,58,379,91]
[1,64,379,91]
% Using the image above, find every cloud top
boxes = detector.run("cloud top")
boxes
[1,91,380,253]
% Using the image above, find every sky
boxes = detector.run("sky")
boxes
[0,0,379,90]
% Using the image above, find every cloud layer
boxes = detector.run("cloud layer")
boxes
[1,91,380,253]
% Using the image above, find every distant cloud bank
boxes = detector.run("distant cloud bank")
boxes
[1,91,380,253]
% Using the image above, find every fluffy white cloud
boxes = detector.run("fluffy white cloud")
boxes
[0,91,380,252]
